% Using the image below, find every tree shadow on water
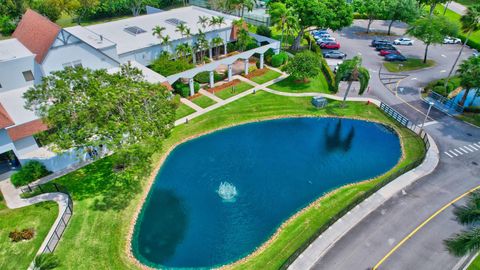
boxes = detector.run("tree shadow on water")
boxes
[324,119,356,152]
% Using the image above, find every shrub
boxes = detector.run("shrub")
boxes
[227,42,238,53]
[172,81,200,98]
[433,85,447,96]
[194,71,225,84]
[271,54,284,67]
[311,43,323,54]
[425,76,461,97]
[248,64,257,73]
[246,41,259,51]
[256,25,272,38]
[150,55,194,76]
[464,106,480,113]
[0,15,16,36]
[320,57,337,92]
[9,228,35,242]
[34,253,60,270]
[10,161,52,187]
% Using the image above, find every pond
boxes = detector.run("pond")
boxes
[132,117,402,269]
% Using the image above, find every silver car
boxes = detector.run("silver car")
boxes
[323,50,347,59]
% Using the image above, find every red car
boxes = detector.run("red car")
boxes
[379,49,400,56]
[320,41,340,50]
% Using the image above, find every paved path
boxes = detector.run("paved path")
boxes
[179,97,202,111]
[199,89,223,103]
[449,2,468,15]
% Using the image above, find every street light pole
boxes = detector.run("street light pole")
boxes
[421,102,434,129]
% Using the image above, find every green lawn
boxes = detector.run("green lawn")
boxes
[214,82,254,99]
[456,112,480,127]
[39,90,425,270]
[437,5,480,50]
[175,103,196,119]
[190,95,216,108]
[268,74,330,93]
[468,254,480,270]
[0,198,58,270]
[383,58,436,72]
[249,69,282,84]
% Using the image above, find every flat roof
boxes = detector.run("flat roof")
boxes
[83,6,235,55]
[0,86,38,125]
[0,38,34,62]
[108,61,167,83]
[65,26,116,50]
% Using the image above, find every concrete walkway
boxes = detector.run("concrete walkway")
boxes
[449,2,468,15]
[288,135,439,270]
[199,89,223,103]
[180,97,202,111]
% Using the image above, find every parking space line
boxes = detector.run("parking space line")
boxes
[449,150,458,157]
[470,144,479,150]
[454,149,464,155]
[463,146,475,152]
[459,147,469,154]
[475,143,480,148]
[444,152,453,158]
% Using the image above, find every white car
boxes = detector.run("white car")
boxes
[444,36,462,44]
[393,38,414,45]
[317,37,336,43]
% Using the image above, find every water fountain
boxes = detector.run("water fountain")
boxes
[216,182,238,202]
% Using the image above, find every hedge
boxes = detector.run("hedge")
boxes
[464,106,480,113]
[320,57,337,92]
[11,161,52,187]
[271,52,289,67]
[256,25,272,38]
[173,81,200,98]
[425,76,461,97]
[194,71,226,84]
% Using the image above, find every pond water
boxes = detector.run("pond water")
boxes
[132,117,401,269]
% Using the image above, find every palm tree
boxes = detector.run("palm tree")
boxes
[456,56,480,107]
[236,28,252,51]
[211,36,224,59]
[444,191,480,256]
[215,16,227,53]
[268,2,296,51]
[160,35,171,55]
[175,43,191,59]
[335,56,370,107]
[240,0,255,18]
[198,16,209,30]
[175,23,188,39]
[444,4,480,88]
[152,25,166,39]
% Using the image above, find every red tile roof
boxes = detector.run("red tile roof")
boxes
[12,9,61,63]
[0,104,14,129]
[161,82,173,91]
[7,119,48,141]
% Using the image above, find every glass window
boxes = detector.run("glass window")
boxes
[22,70,34,82]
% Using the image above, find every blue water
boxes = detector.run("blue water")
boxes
[132,118,401,269]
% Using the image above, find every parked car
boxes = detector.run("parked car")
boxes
[393,38,414,45]
[311,29,328,36]
[443,36,462,44]
[316,33,332,39]
[317,37,336,44]
[323,50,347,59]
[384,53,407,61]
[375,44,396,51]
[371,39,391,47]
[379,49,400,56]
[320,41,340,49]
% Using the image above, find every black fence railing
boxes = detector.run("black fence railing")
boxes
[280,102,430,269]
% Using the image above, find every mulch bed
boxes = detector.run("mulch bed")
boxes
[243,68,269,79]
[207,79,242,94]
[187,92,203,100]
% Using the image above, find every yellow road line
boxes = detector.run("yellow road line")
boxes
[372,184,480,270]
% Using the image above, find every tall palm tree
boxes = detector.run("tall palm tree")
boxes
[198,15,209,30]
[268,2,296,51]
[160,35,171,55]
[335,56,370,107]
[175,43,191,59]
[445,191,480,256]
[444,4,480,88]
[152,25,166,39]
[456,56,480,106]
[215,16,227,53]
[175,23,188,39]
[211,36,224,59]
[236,28,252,51]
[240,0,255,18]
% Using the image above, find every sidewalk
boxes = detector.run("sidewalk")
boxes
[449,2,468,15]
[288,134,440,270]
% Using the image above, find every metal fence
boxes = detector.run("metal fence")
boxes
[21,183,73,254]
[427,91,464,114]
[280,102,430,269]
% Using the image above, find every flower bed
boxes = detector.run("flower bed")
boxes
[208,79,242,94]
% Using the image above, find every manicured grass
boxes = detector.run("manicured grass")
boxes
[0,198,58,270]
[42,91,425,270]
[468,254,480,270]
[175,103,196,119]
[249,69,282,84]
[268,74,330,93]
[456,112,480,127]
[190,95,216,108]
[214,82,254,99]
[437,5,480,50]
[383,58,436,72]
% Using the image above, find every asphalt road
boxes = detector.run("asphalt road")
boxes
[309,20,480,270]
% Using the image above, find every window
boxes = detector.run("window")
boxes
[165,18,186,26]
[22,71,34,82]
[124,26,147,36]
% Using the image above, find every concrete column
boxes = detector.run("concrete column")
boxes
[189,78,195,96]
[224,43,228,55]
[259,53,264,69]
[244,59,249,75]
[209,71,215,88]
[208,47,213,59]
[192,51,197,64]
[227,64,233,81]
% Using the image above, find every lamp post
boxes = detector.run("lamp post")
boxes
[421,102,434,129]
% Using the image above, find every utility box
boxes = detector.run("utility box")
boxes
[311,96,328,108]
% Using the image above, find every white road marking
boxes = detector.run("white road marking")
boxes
[440,70,447,73]
[463,145,475,152]
[474,143,480,148]
[459,147,469,154]
[454,149,464,155]
[442,54,447,58]
[449,150,458,157]
[470,144,479,150]
[445,152,453,158]
[411,77,418,80]
[423,121,438,127]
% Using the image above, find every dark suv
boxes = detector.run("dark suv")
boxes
[375,44,396,51]
[371,39,392,47]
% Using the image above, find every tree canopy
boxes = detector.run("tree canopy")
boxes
[23,64,176,166]
[283,51,322,81]
[353,0,388,33]
[456,56,480,106]
[384,0,419,35]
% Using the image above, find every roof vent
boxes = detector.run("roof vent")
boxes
[124,26,147,36]
[165,18,187,26]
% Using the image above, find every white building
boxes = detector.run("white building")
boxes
[0,6,279,174]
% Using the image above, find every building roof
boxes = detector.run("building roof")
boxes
[0,104,14,129]
[81,6,234,55]
[7,119,48,141]
[0,38,34,62]
[12,9,61,63]
[0,86,39,126]
[64,26,116,50]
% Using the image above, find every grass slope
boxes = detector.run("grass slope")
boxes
[215,82,254,100]
[249,69,282,85]
[0,198,58,270]
[437,5,480,50]
[190,95,216,109]
[269,74,330,93]
[44,91,425,270]
[383,58,435,72]
[175,103,196,120]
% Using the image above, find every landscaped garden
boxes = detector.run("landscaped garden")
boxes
[0,195,58,270]
[246,68,282,85]
[175,103,196,120]
[269,74,330,93]
[213,81,254,100]
[189,95,216,109]
[29,90,425,270]
[383,58,436,72]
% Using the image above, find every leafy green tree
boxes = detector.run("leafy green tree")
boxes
[268,2,297,50]
[445,191,480,256]
[74,0,99,24]
[23,64,176,170]
[444,4,480,88]
[0,15,16,36]
[129,0,144,16]
[407,16,458,63]
[335,56,370,107]
[175,42,191,59]
[33,253,60,270]
[418,0,449,15]
[284,51,322,82]
[236,28,253,51]
[384,0,419,35]
[353,0,388,33]
[456,56,480,106]
[0,0,27,19]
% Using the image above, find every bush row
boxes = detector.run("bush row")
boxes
[320,57,337,92]
[10,161,52,187]
[173,81,200,98]
[194,71,226,84]
[425,76,461,97]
